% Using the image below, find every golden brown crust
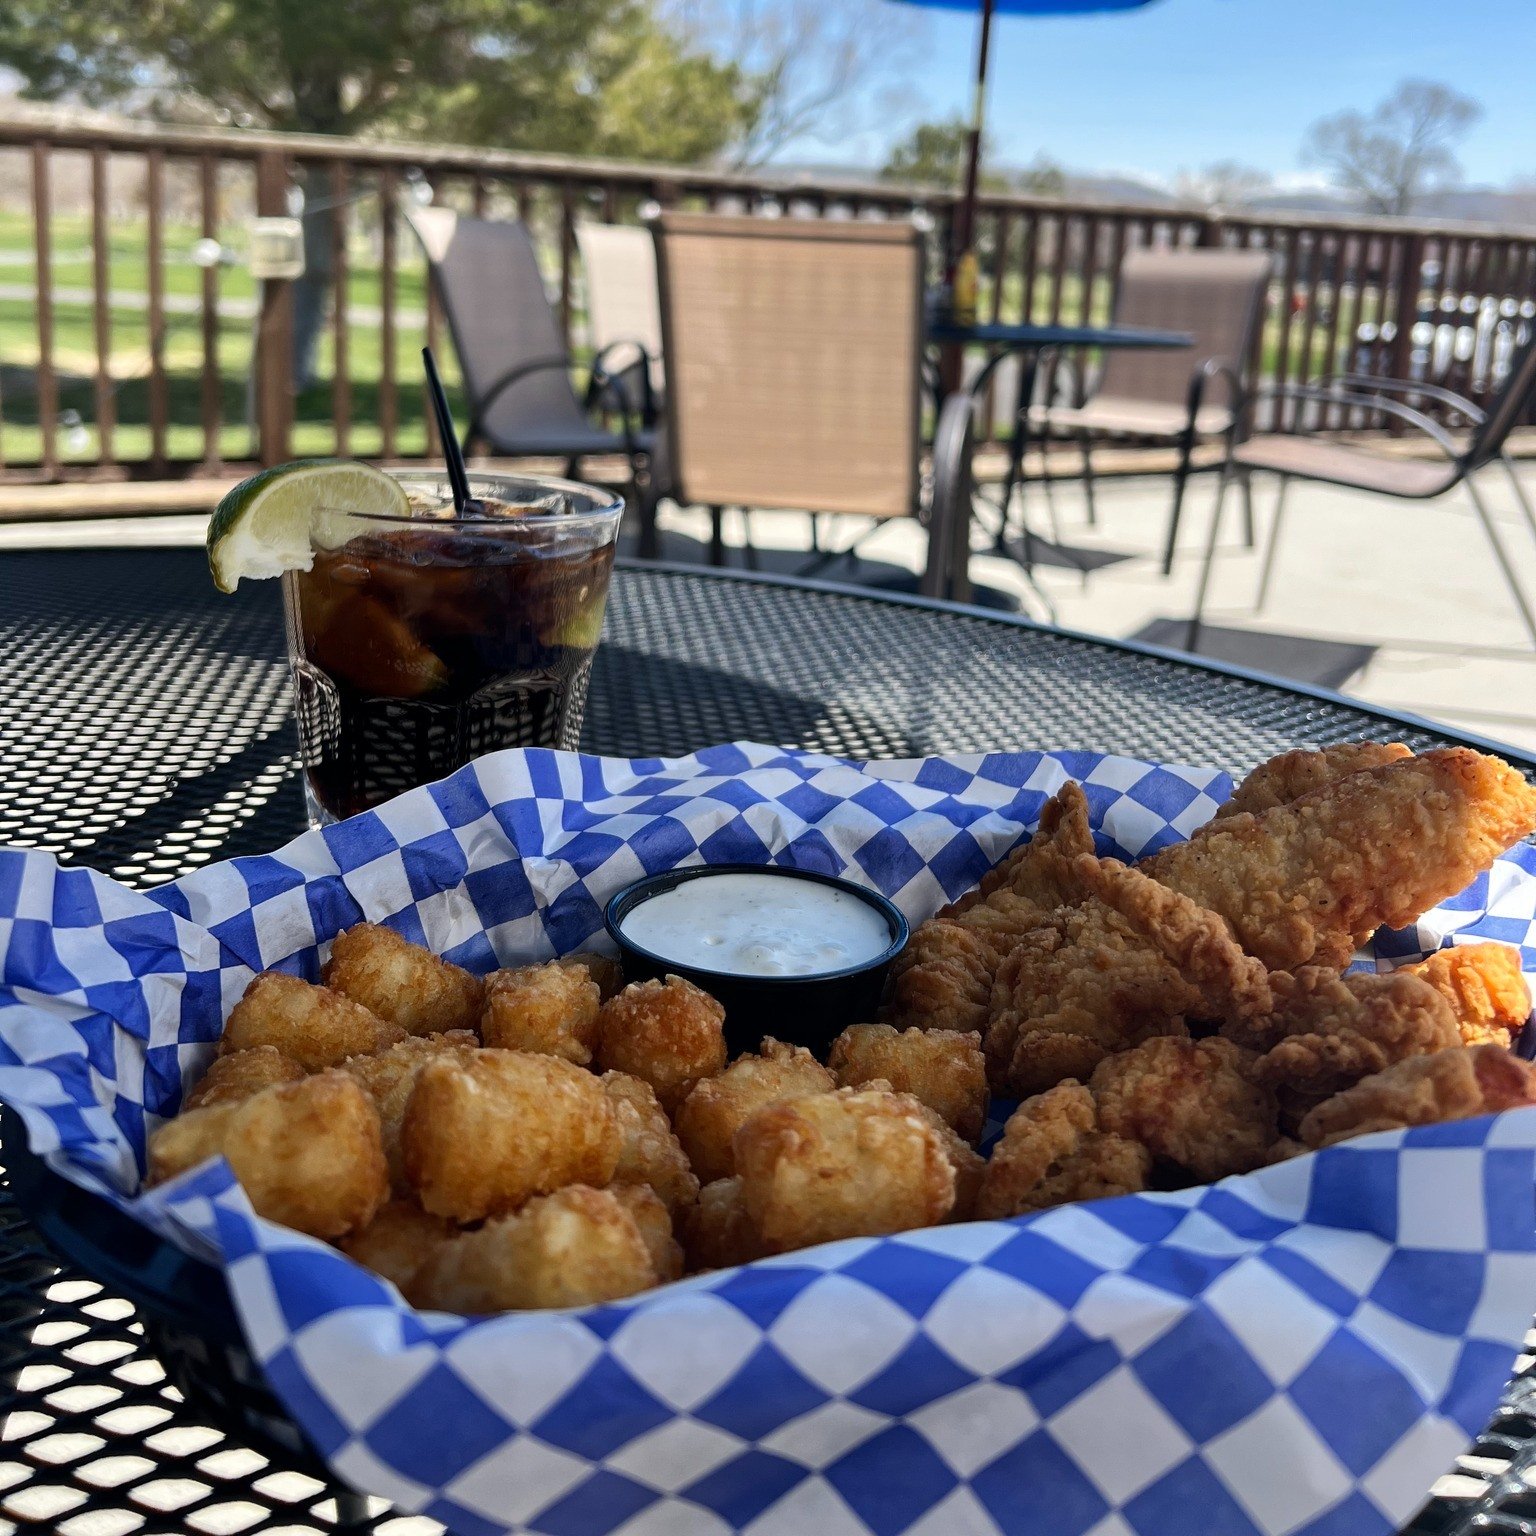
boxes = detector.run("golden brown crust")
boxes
[828,1024,990,1144]
[339,1199,454,1303]
[673,1039,834,1184]
[600,1071,700,1215]
[557,951,625,1003]
[1144,749,1536,972]
[220,972,406,1071]
[1402,944,1532,1048]
[412,1186,657,1312]
[481,961,601,1065]
[185,1045,306,1110]
[974,1083,1151,1219]
[1211,743,1413,821]
[594,976,728,1112]
[609,1182,684,1283]
[323,923,484,1037]
[734,1087,956,1252]
[683,1178,766,1272]
[401,1050,621,1221]
[1089,1037,1279,1182]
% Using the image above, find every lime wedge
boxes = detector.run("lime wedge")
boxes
[207,460,410,592]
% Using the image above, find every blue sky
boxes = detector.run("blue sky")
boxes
[778,0,1536,187]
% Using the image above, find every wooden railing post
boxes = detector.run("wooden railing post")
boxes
[31,140,57,479]
[1385,231,1426,434]
[254,149,294,466]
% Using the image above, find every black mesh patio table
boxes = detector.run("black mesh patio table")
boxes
[1,545,1533,1536]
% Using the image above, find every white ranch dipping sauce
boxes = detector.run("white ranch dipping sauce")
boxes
[620,872,893,978]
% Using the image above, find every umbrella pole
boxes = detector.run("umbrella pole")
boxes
[953,0,995,267]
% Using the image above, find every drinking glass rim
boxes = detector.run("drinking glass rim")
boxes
[318,469,626,527]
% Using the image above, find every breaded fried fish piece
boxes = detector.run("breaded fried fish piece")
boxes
[481,960,600,1065]
[402,1050,621,1221]
[185,1044,305,1110]
[674,1039,834,1183]
[829,1023,989,1144]
[734,1086,955,1252]
[413,1185,658,1313]
[339,1198,454,1302]
[1299,1044,1536,1149]
[1401,943,1532,1048]
[149,1071,388,1239]
[324,922,483,1037]
[601,1071,700,1216]
[1089,1036,1279,1182]
[220,971,406,1071]
[975,1082,1152,1219]
[1144,748,1536,973]
[1211,742,1413,821]
[594,975,728,1112]
[885,782,1094,1033]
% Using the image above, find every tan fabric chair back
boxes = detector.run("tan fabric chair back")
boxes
[1096,248,1273,407]
[576,222,664,383]
[653,212,923,518]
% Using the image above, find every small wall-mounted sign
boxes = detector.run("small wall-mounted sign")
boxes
[248,217,305,281]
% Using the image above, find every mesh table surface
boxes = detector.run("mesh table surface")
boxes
[0,546,1531,1536]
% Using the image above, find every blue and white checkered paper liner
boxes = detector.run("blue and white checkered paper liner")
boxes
[4,741,1536,1536]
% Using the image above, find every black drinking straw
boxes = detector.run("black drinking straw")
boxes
[422,346,471,513]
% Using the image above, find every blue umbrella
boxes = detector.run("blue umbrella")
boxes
[890,0,1163,266]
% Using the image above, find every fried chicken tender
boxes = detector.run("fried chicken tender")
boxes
[984,856,1271,1098]
[673,1039,835,1183]
[324,922,484,1037]
[601,1071,700,1215]
[339,1199,454,1302]
[412,1186,658,1313]
[1299,1044,1536,1149]
[401,1050,621,1221]
[340,1031,479,1190]
[1212,742,1413,821]
[1401,943,1532,1048]
[828,1024,989,1144]
[734,1087,956,1252]
[610,1182,684,1283]
[683,1178,766,1272]
[594,975,728,1112]
[975,1083,1152,1219]
[885,782,1094,1033]
[1089,1037,1279,1182]
[1144,748,1536,972]
[481,961,600,1065]
[220,972,406,1071]
[148,1072,387,1239]
[1232,968,1460,1120]
[185,1045,306,1110]
[558,952,624,1003]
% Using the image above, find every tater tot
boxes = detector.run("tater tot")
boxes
[324,923,483,1036]
[601,1072,700,1215]
[734,1087,956,1253]
[912,1100,985,1220]
[220,971,405,1071]
[611,1182,684,1283]
[673,1039,834,1183]
[341,1031,479,1190]
[148,1072,388,1239]
[340,1199,455,1302]
[412,1186,657,1313]
[558,952,625,1003]
[185,1044,306,1109]
[594,976,728,1111]
[402,1050,621,1221]
[481,962,600,1065]
[828,1024,990,1144]
[682,1178,766,1272]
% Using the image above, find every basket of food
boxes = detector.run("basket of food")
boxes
[4,739,1536,1536]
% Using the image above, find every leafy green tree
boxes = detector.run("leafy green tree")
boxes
[881,119,1062,198]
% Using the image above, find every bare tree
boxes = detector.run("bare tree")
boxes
[1172,160,1271,209]
[1302,79,1480,217]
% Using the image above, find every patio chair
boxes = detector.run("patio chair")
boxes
[1028,248,1274,573]
[575,221,663,428]
[405,206,653,494]
[648,211,933,575]
[1188,334,1536,649]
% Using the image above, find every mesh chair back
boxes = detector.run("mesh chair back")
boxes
[1095,248,1273,409]
[1465,330,1536,471]
[653,212,923,518]
[405,206,590,444]
[577,222,664,383]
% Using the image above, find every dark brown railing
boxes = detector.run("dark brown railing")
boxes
[0,108,1533,484]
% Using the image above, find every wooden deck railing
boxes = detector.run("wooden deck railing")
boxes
[0,108,1533,483]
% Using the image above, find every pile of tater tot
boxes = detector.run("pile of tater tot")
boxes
[150,921,993,1313]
